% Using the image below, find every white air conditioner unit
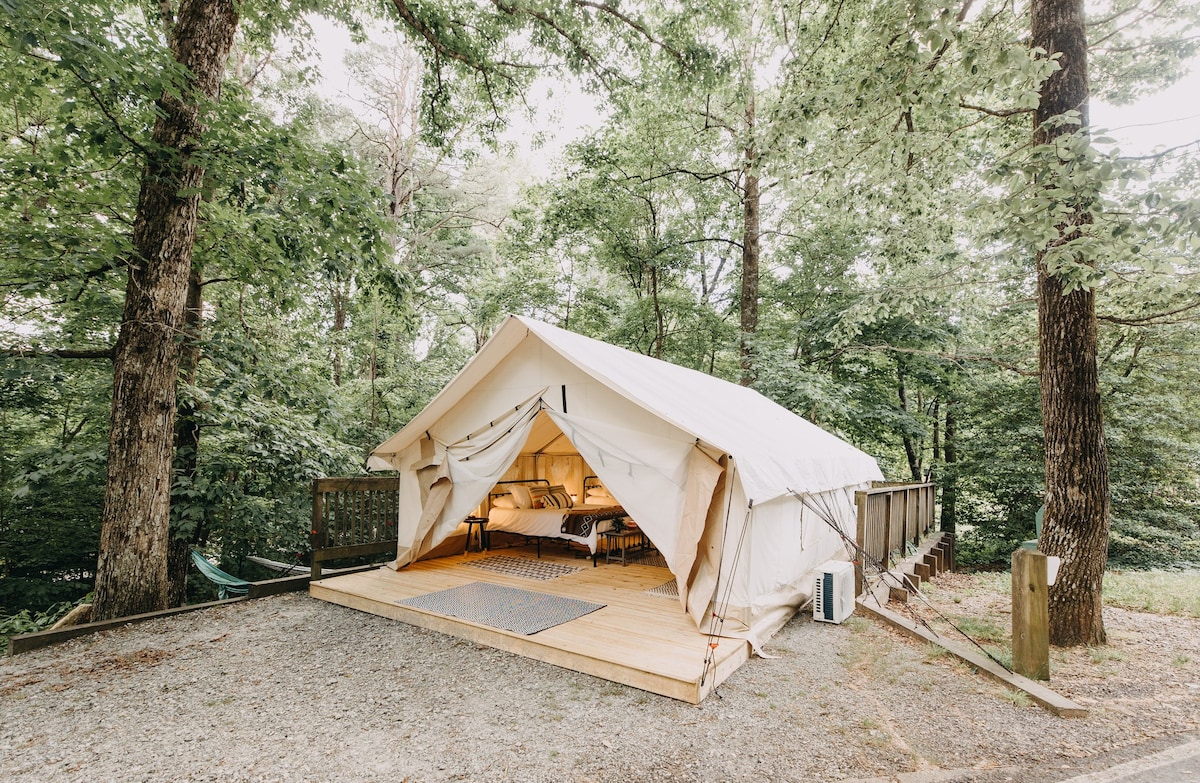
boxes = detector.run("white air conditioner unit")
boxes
[813,560,855,624]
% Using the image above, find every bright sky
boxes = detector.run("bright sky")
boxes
[306,18,1199,165]
[1093,68,1200,156]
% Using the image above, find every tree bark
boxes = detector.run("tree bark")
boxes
[92,0,239,621]
[896,363,922,481]
[1032,0,1110,646]
[941,399,957,536]
[331,279,348,386]
[739,93,760,387]
[167,268,205,607]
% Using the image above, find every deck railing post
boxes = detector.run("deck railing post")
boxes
[854,490,867,596]
[311,479,324,581]
[910,488,919,547]
[880,494,892,573]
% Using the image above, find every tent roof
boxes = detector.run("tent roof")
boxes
[372,315,882,501]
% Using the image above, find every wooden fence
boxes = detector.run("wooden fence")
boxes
[311,476,400,579]
[854,482,937,595]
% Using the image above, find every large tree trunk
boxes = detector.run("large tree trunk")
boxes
[739,164,760,386]
[739,91,760,387]
[92,0,239,621]
[1032,0,1110,646]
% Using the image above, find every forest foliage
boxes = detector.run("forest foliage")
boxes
[1,0,1198,615]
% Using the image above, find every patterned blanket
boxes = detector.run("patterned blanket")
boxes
[560,505,625,537]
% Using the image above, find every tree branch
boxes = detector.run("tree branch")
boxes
[959,101,1036,118]
[389,0,487,71]
[1099,298,1200,326]
[1117,139,1200,161]
[569,0,688,68]
[0,258,127,290]
[1,345,115,360]
[852,342,1038,377]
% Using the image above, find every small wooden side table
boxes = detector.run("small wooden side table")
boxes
[603,529,641,565]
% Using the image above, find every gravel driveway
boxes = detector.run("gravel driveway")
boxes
[2,589,1197,782]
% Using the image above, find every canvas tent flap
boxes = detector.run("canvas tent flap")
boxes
[544,409,695,565]
[390,393,545,567]
[672,446,725,613]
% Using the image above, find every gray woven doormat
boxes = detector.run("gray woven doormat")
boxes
[396,582,605,635]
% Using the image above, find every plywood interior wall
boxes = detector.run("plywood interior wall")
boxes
[497,455,593,498]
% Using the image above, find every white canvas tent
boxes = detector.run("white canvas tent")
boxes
[368,315,884,649]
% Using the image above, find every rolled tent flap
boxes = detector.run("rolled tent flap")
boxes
[397,458,452,566]
[366,454,395,471]
[390,392,545,568]
[685,460,742,628]
[672,446,725,615]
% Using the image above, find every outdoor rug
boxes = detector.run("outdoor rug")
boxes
[645,579,679,599]
[396,582,605,635]
[465,555,583,581]
[627,550,669,568]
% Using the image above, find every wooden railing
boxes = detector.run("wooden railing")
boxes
[311,476,400,580]
[854,482,937,595]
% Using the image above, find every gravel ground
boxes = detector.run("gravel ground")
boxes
[2,580,1198,783]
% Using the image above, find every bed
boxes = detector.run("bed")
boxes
[486,478,627,565]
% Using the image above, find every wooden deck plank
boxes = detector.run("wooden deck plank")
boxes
[309,545,748,703]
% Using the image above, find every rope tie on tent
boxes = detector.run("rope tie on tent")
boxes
[785,488,1013,673]
[451,400,547,463]
[700,466,747,695]
[789,488,948,638]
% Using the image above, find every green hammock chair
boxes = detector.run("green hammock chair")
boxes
[189,550,251,600]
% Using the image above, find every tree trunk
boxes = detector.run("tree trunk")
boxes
[1032,0,1109,646]
[167,268,205,607]
[931,398,941,473]
[331,279,348,386]
[92,0,239,621]
[941,399,957,536]
[739,100,760,387]
[896,363,922,481]
[650,264,665,359]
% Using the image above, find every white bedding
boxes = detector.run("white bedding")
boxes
[487,504,617,554]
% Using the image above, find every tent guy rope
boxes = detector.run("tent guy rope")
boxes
[786,488,1013,674]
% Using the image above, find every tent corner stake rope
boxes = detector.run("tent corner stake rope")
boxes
[785,488,1013,675]
[701,468,748,694]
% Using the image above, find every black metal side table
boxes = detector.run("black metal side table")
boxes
[464,516,489,551]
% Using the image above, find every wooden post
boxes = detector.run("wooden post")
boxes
[909,488,919,547]
[880,494,892,571]
[311,479,324,581]
[1012,548,1050,681]
[854,490,867,596]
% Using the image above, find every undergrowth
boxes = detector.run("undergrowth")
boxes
[0,596,89,655]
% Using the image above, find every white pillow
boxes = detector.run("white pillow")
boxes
[492,494,516,509]
[510,484,533,509]
[586,490,616,503]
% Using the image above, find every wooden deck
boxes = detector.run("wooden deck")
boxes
[309,543,750,703]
